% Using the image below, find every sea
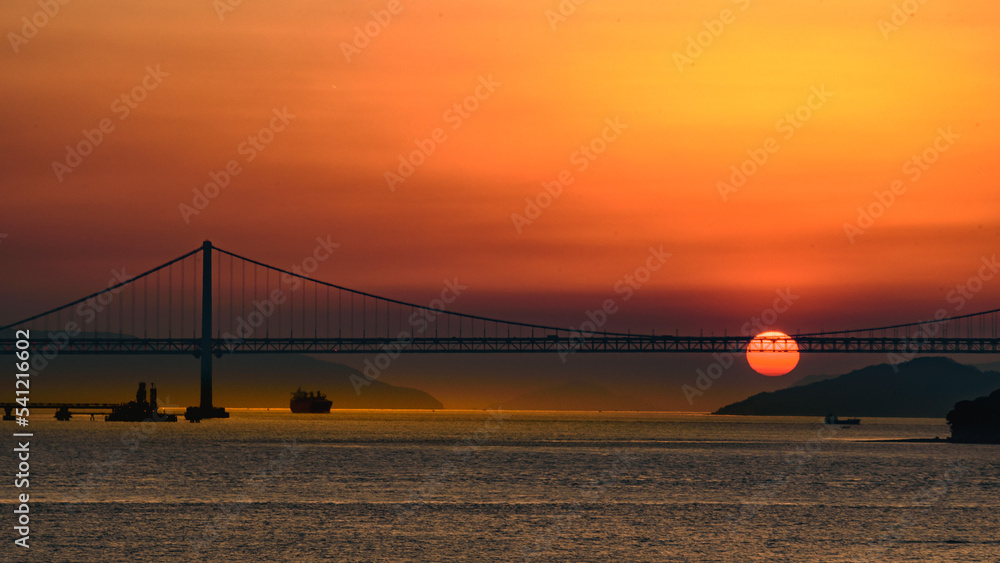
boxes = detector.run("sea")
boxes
[4,410,998,562]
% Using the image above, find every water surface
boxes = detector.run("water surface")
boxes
[5,411,998,562]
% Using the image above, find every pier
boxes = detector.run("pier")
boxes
[2,403,118,421]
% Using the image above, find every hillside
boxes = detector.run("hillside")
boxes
[714,357,1000,418]
[947,388,1000,443]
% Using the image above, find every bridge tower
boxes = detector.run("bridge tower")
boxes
[200,239,213,409]
[184,240,229,421]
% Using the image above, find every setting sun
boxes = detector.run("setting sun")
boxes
[746,330,800,376]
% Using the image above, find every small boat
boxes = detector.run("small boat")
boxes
[824,414,860,425]
[290,388,333,413]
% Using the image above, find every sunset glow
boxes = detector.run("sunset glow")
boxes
[4,2,1000,559]
[2,1,999,334]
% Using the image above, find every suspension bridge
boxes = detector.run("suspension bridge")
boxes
[2,241,998,419]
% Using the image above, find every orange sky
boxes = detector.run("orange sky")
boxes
[2,0,1000,333]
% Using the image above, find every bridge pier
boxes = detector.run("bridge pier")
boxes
[185,240,228,421]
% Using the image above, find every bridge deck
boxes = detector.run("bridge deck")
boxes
[2,336,999,354]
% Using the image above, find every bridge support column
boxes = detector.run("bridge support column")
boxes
[185,240,228,421]
[200,239,213,410]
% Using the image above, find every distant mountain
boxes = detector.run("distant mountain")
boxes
[215,355,444,409]
[492,382,659,411]
[4,353,442,409]
[972,359,1000,373]
[714,357,1000,418]
[786,372,839,388]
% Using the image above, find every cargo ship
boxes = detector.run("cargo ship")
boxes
[290,388,333,413]
[824,414,860,425]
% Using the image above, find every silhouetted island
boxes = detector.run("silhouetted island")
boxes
[714,357,1000,418]
[947,388,1000,444]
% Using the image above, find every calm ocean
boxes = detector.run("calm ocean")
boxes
[4,411,998,562]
